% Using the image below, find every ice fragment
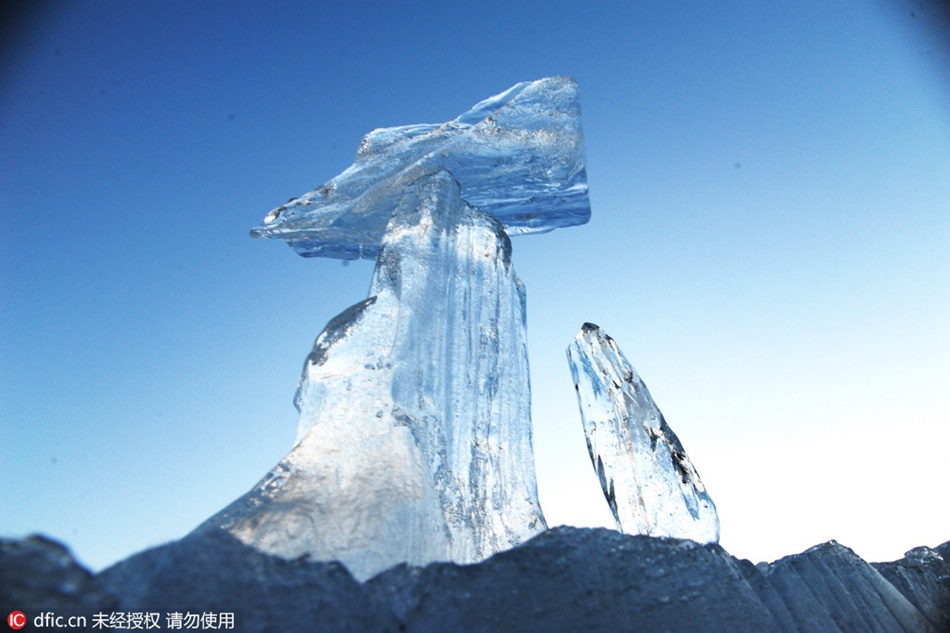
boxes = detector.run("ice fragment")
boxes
[250,76,589,259]
[567,323,720,543]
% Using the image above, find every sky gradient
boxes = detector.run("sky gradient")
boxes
[2,0,949,572]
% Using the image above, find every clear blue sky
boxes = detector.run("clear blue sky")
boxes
[2,1,948,572]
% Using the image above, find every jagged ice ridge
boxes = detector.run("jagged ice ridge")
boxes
[7,529,948,632]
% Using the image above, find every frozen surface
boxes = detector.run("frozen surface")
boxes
[250,76,589,259]
[195,172,545,580]
[567,323,720,543]
[9,529,947,632]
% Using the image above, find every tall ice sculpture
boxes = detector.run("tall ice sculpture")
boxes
[192,77,590,580]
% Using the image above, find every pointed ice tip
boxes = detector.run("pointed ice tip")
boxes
[575,322,619,351]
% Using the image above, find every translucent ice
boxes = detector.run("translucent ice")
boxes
[195,172,546,580]
[566,323,720,544]
[250,76,589,259]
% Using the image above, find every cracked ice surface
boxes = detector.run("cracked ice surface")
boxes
[250,76,589,259]
[195,172,546,580]
[567,323,720,544]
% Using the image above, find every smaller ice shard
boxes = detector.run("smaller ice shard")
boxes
[566,323,719,543]
[250,76,589,259]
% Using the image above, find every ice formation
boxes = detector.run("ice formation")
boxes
[250,76,589,259]
[567,323,720,544]
[194,74,592,580]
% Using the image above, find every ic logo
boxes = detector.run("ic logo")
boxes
[7,611,26,630]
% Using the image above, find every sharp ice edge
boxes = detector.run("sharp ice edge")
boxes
[250,76,590,259]
[566,323,720,544]
[195,172,546,580]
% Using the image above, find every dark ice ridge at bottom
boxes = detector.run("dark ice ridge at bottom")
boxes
[2,527,948,632]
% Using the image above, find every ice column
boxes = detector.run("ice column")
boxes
[194,172,546,580]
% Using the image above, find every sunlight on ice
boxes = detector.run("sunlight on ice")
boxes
[567,323,720,544]
[250,76,589,260]
[197,170,554,580]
